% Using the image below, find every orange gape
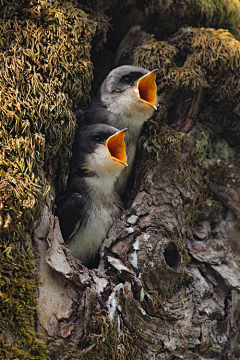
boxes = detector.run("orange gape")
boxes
[106,129,128,166]
[137,69,158,109]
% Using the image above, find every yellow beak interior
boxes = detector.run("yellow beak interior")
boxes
[106,129,128,166]
[137,69,158,109]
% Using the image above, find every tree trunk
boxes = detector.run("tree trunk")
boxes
[1,1,240,360]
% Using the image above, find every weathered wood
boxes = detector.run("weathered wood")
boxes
[33,121,240,358]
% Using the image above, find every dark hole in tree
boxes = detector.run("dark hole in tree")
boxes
[164,242,180,269]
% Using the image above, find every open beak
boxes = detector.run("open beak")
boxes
[137,69,158,109]
[106,129,128,166]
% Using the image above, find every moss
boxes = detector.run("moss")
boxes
[184,131,240,227]
[134,27,240,140]
[135,126,186,186]
[79,1,111,52]
[0,243,49,359]
[129,0,240,39]
[66,313,137,360]
[0,1,96,358]
[134,28,240,94]
[134,37,209,92]
[170,28,240,99]
[141,126,186,161]
[134,39,177,77]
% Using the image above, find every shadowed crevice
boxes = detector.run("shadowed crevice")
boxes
[164,242,180,270]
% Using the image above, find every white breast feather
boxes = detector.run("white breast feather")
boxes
[67,204,117,265]
[67,145,124,265]
[107,87,154,129]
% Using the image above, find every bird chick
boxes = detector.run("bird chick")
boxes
[76,65,158,195]
[56,123,127,267]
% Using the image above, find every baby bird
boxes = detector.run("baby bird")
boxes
[55,123,127,267]
[76,65,158,195]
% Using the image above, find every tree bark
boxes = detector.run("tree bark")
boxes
[34,119,240,359]
[1,2,240,360]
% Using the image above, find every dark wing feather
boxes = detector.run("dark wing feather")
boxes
[75,93,111,126]
[55,191,87,242]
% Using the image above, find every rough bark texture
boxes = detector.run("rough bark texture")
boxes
[34,124,240,359]
[2,1,240,360]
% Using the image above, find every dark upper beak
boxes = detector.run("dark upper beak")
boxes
[137,69,158,110]
[106,129,128,166]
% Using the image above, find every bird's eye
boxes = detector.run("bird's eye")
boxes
[95,137,102,142]
[121,75,133,84]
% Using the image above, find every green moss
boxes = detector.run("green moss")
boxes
[185,131,239,227]
[129,0,240,39]
[0,243,49,359]
[141,126,186,161]
[80,1,111,51]
[134,28,240,96]
[134,38,209,92]
[65,313,137,360]
[0,1,96,358]
[134,27,240,141]
[171,28,240,99]
[134,39,177,77]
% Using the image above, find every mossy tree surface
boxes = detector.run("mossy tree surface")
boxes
[0,1,96,358]
[1,0,240,360]
[126,0,240,39]
[129,26,240,358]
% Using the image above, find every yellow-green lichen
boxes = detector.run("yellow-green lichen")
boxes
[193,131,240,190]
[195,132,234,169]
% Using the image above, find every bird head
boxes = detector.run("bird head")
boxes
[100,65,158,124]
[70,124,128,180]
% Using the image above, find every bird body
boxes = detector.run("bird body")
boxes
[56,124,127,266]
[65,176,121,266]
[56,65,158,265]
[76,65,158,195]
